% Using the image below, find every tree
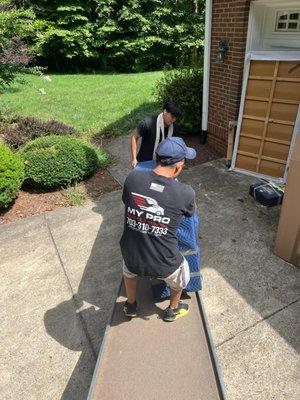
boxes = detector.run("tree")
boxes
[22,0,96,70]
[4,0,205,72]
[93,0,204,71]
[0,1,42,88]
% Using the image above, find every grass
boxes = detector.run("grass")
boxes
[1,72,163,138]
[61,185,88,206]
[92,144,110,168]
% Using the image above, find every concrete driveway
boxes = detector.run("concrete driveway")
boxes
[1,192,123,400]
[184,160,300,400]
[1,136,299,399]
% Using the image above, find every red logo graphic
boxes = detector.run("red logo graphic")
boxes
[132,192,165,216]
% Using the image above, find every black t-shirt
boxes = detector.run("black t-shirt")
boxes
[137,115,178,162]
[120,170,195,278]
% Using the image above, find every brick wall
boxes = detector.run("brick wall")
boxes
[207,0,251,156]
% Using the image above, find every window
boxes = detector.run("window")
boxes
[275,11,300,32]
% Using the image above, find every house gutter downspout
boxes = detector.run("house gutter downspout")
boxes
[201,0,212,140]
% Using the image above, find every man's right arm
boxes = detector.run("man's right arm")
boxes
[130,128,140,168]
[182,186,196,217]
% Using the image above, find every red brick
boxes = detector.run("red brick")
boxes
[207,0,250,154]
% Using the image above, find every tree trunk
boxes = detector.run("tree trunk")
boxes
[192,0,199,66]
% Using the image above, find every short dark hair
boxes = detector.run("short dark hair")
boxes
[163,100,181,118]
[156,155,182,167]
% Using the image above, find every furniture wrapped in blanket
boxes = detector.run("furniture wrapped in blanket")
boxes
[249,182,284,206]
[135,161,202,299]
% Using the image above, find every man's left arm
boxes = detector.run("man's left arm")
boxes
[122,176,130,204]
[130,129,140,168]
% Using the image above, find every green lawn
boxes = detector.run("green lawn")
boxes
[1,71,163,137]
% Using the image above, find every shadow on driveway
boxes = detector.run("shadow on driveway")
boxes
[44,160,300,400]
[182,161,300,352]
[44,193,123,400]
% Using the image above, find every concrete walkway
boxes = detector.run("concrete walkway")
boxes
[1,135,299,400]
[1,192,124,400]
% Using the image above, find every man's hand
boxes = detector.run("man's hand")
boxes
[131,158,138,168]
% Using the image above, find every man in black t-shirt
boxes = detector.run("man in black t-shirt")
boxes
[130,100,181,168]
[120,137,196,322]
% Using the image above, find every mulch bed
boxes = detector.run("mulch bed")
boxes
[0,189,64,225]
[0,170,121,225]
[183,134,221,168]
[81,169,121,201]
[0,134,220,225]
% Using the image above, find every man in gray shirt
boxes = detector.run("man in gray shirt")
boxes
[120,137,196,322]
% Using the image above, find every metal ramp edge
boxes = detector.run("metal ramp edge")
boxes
[87,280,227,400]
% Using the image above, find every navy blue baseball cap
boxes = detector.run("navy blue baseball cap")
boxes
[156,137,196,165]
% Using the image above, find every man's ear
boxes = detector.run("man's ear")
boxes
[173,160,184,174]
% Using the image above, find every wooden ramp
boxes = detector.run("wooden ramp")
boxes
[88,279,224,400]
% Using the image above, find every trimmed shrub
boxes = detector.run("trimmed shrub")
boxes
[155,67,203,135]
[1,116,78,150]
[0,143,25,208]
[19,135,108,189]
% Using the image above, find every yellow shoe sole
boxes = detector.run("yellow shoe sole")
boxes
[163,307,189,322]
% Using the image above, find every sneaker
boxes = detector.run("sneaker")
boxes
[123,300,137,317]
[163,302,189,322]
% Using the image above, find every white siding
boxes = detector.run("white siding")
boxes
[247,1,300,52]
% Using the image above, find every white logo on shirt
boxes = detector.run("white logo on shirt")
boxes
[150,182,165,193]
[132,192,165,216]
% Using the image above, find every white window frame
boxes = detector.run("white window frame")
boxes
[275,10,300,32]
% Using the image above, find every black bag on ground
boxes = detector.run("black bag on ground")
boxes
[249,182,284,206]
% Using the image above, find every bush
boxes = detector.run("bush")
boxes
[155,67,203,135]
[19,135,108,189]
[0,143,25,208]
[0,107,19,127]
[1,116,79,150]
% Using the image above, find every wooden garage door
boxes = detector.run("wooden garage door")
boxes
[235,60,300,178]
